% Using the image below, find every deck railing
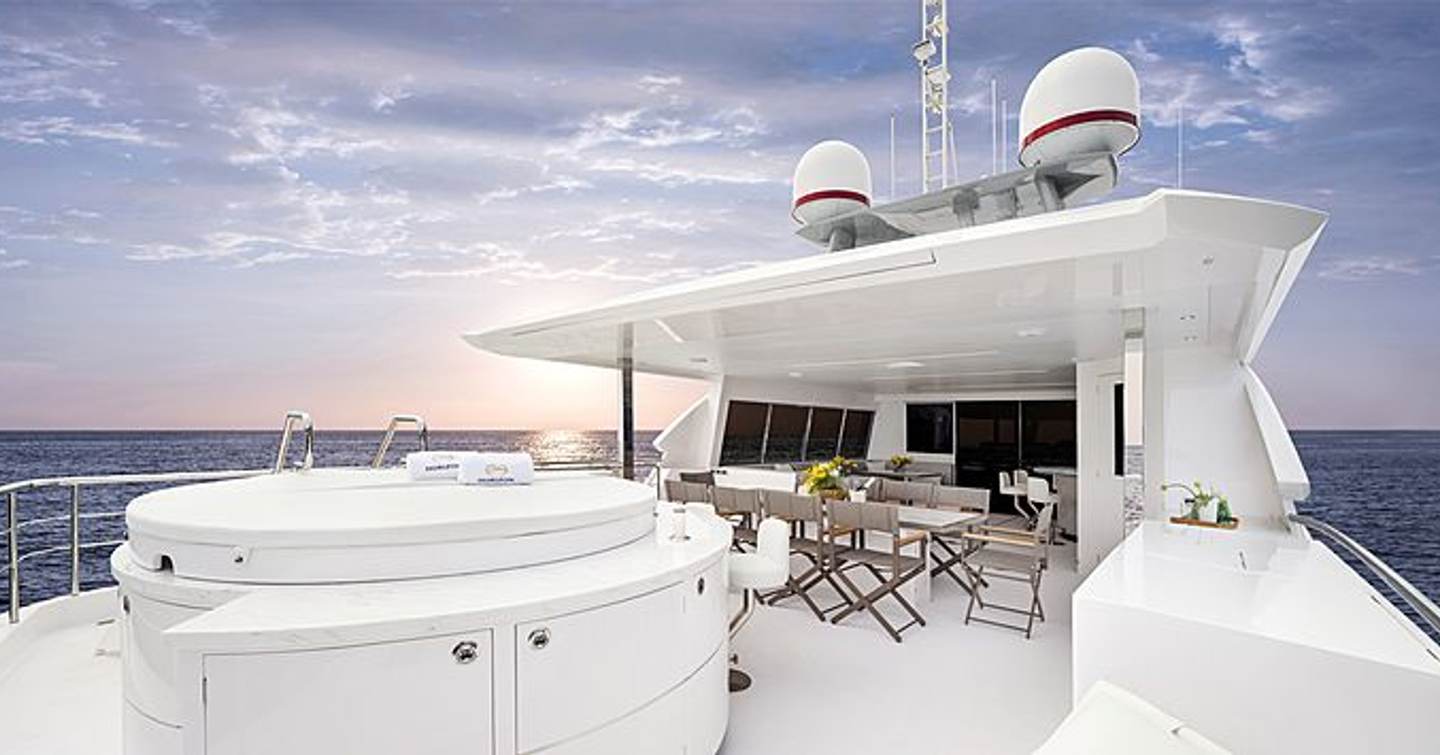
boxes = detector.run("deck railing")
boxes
[1288,513,1440,639]
[1,411,644,624]
[2,468,273,623]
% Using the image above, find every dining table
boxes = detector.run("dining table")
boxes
[892,506,986,602]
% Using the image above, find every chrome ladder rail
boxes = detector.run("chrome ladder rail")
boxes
[371,414,429,468]
[1289,512,1440,638]
[274,410,315,472]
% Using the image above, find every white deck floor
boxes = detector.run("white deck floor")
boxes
[0,544,1080,755]
[0,610,123,754]
[723,543,1080,754]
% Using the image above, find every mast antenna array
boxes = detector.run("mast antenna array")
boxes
[913,0,950,192]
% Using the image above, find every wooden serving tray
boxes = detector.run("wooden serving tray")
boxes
[1169,516,1239,530]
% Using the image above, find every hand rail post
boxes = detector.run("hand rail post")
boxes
[7,491,18,624]
[371,414,429,468]
[274,410,315,473]
[69,484,81,595]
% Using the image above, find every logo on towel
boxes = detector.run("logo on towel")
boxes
[485,463,511,477]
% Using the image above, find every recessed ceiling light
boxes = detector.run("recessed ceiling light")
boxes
[886,360,925,369]
[1017,327,1046,338]
[788,371,803,378]
[865,368,1051,381]
[791,350,997,370]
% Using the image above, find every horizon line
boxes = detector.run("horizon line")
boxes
[0,427,1435,434]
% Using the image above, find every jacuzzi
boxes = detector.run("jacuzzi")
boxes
[111,468,730,755]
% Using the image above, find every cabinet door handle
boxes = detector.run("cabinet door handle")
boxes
[527,628,551,650]
[452,641,480,664]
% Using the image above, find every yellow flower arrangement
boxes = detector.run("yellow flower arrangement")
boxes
[803,456,856,497]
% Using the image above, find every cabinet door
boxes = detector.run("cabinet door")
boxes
[516,582,696,753]
[205,630,493,755]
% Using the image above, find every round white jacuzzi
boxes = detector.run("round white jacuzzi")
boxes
[125,468,659,582]
[112,469,730,755]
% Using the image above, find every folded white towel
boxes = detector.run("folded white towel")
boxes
[405,451,470,481]
[458,452,535,486]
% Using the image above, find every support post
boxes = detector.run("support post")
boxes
[1122,308,1146,533]
[70,484,81,595]
[7,491,18,624]
[617,323,636,480]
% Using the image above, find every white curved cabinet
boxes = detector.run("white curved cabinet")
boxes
[516,560,725,752]
[203,630,494,755]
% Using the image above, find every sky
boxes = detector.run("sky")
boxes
[1,1,1438,430]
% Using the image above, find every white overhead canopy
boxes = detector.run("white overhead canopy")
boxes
[465,190,1325,393]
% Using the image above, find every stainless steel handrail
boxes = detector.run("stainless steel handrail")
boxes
[371,414,429,468]
[1289,513,1440,637]
[274,410,315,473]
[4,467,272,624]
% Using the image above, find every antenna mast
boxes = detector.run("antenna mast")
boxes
[890,112,897,200]
[1177,100,1185,189]
[914,0,949,192]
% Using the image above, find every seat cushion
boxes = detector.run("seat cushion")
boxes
[729,552,788,590]
[966,546,1039,573]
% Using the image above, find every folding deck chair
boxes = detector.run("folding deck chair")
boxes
[826,499,929,643]
[960,503,1053,639]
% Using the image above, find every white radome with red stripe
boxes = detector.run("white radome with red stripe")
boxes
[1018,47,1141,168]
[792,140,872,224]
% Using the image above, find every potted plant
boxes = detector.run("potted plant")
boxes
[803,457,852,500]
[1216,496,1236,525]
[888,454,913,471]
[1161,480,1222,523]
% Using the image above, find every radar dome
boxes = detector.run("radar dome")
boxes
[1018,47,1140,168]
[792,140,872,224]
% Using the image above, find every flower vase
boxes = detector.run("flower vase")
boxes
[1187,498,1218,523]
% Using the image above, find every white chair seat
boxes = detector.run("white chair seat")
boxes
[1027,477,1057,505]
[729,552,788,591]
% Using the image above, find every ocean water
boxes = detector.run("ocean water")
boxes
[0,430,1435,632]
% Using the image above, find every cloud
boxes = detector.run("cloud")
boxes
[233,250,313,268]
[0,247,30,270]
[1129,15,1333,136]
[584,157,778,186]
[371,75,415,113]
[531,209,704,245]
[474,175,592,205]
[0,116,178,147]
[555,104,765,156]
[219,100,392,166]
[1315,255,1433,282]
[390,250,763,286]
[637,74,683,94]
